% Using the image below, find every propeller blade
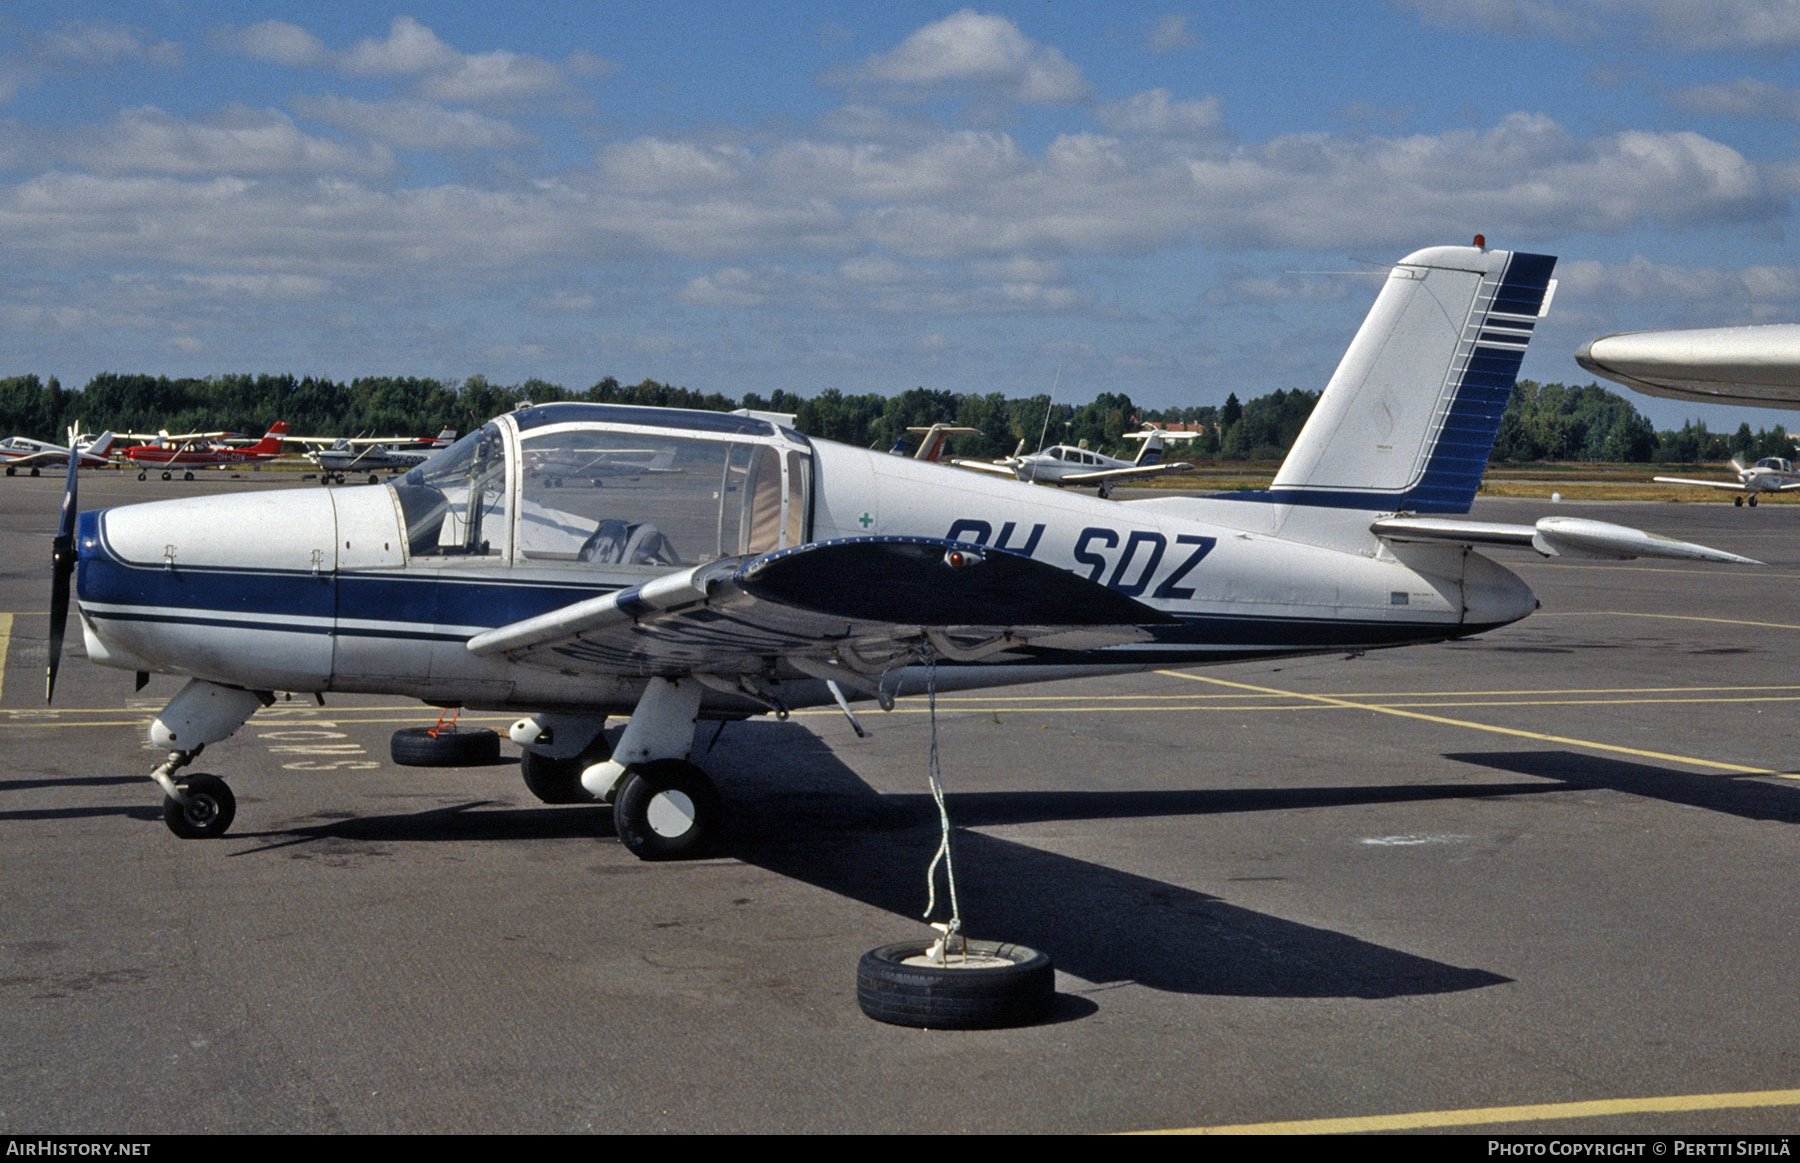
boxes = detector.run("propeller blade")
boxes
[45,437,79,702]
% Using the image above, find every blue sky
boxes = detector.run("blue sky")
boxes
[2,2,1797,432]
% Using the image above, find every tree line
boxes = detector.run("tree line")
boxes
[0,370,1788,465]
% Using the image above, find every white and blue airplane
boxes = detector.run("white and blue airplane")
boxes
[1654,454,1800,507]
[46,241,1758,863]
[954,427,1196,497]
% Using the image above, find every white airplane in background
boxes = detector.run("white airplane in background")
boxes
[291,429,458,484]
[1654,455,1800,507]
[2,429,114,476]
[954,426,1196,497]
[1578,326,1800,507]
[45,242,1758,1023]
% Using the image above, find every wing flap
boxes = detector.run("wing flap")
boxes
[469,537,1169,677]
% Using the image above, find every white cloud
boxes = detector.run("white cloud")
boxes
[220,16,572,104]
[293,95,531,150]
[418,49,568,103]
[39,21,180,69]
[1672,77,1800,120]
[342,16,461,77]
[1400,0,1800,50]
[1559,255,1800,303]
[827,10,1090,105]
[65,106,395,178]
[1095,90,1226,140]
[215,20,328,68]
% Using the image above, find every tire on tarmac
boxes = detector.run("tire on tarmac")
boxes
[390,726,502,767]
[856,939,1054,1029]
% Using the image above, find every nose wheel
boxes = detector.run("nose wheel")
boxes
[161,773,237,839]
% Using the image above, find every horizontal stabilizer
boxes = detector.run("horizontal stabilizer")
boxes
[1372,515,1761,564]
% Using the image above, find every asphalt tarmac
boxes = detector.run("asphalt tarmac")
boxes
[4,468,1800,1135]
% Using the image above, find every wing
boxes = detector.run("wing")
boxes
[1372,516,1760,563]
[1060,462,1198,486]
[948,458,1022,478]
[1653,476,1748,492]
[467,536,1169,678]
[4,448,72,468]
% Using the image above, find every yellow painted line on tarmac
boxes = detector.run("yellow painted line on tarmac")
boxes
[0,612,10,702]
[1138,1086,1800,1135]
[1535,609,1800,632]
[1159,670,1788,777]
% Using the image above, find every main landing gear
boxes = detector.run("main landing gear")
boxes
[513,678,723,861]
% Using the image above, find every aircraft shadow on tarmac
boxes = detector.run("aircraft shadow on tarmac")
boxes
[33,726,1800,1000]
[1446,749,1800,824]
[141,719,1527,1002]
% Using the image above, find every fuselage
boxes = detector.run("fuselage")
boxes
[1011,444,1133,483]
[125,443,278,467]
[0,436,111,470]
[76,403,1537,718]
[1742,458,1800,493]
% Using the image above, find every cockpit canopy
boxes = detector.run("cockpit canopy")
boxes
[393,403,812,571]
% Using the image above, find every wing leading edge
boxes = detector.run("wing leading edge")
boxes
[467,536,1171,678]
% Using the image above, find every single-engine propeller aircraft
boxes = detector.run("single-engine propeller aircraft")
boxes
[1653,454,1800,507]
[2,429,114,476]
[954,426,1196,497]
[122,422,290,480]
[48,242,1759,867]
[293,429,458,484]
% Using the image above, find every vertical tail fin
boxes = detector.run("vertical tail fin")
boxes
[1265,244,1555,517]
[1134,430,1166,467]
[253,422,289,454]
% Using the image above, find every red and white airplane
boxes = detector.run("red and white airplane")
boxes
[123,423,290,479]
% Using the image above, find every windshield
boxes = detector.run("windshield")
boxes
[393,422,509,557]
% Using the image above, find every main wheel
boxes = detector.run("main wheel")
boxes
[390,726,502,766]
[162,773,237,839]
[1750,494,1759,507]
[520,750,599,804]
[857,939,1055,1029]
[612,759,720,861]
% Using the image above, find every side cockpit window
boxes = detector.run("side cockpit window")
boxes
[514,426,808,571]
